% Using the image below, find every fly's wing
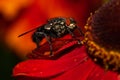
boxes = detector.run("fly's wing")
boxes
[18,26,43,37]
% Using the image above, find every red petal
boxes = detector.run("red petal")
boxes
[13,46,88,78]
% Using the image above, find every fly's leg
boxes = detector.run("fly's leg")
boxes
[66,27,82,44]
[35,32,53,56]
[67,18,84,44]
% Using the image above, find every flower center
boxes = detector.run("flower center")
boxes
[84,17,120,72]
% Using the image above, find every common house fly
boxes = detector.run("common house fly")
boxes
[18,17,84,56]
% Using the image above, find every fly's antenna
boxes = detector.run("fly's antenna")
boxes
[18,27,40,37]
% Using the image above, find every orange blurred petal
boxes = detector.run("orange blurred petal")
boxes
[0,0,33,20]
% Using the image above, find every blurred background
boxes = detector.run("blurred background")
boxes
[0,0,106,80]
